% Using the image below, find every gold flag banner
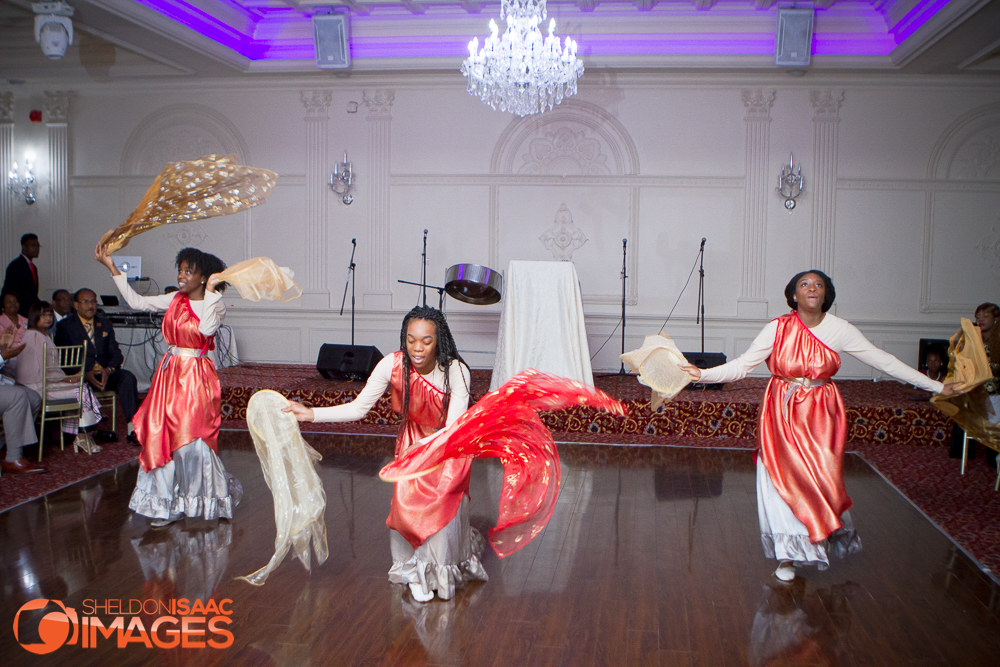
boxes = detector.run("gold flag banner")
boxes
[621,333,692,412]
[931,317,1000,452]
[237,390,329,586]
[215,257,302,303]
[99,155,277,254]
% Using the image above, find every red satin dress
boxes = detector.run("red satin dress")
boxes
[386,351,472,549]
[759,312,851,544]
[136,294,221,473]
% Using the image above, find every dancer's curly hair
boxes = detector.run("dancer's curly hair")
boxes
[399,306,468,428]
[784,270,836,313]
[176,247,228,293]
[976,302,1000,365]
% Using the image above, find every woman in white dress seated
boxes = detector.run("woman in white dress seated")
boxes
[15,301,104,454]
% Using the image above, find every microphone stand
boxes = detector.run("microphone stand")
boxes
[620,238,627,376]
[339,238,357,345]
[696,237,706,354]
[420,229,428,307]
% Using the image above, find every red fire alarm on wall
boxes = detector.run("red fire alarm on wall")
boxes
[29,110,42,122]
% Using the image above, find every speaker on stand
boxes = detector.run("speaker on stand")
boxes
[683,351,728,390]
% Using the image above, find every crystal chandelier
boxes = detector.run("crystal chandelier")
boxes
[461,0,584,117]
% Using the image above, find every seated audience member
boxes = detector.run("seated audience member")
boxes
[909,345,947,401]
[51,289,73,324]
[55,288,140,445]
[949,302,1000,465]
[16,302,104,454]
[0,325,44,473]
[0,292,27,346]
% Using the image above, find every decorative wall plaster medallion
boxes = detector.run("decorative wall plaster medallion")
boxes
[363,89,395,119]
[43,91,71,123]
[975,219,1000,279]
[953,134,1000,180]
[300,90,332,119]
[741,89,776,121]
[519,126,610,175]
[539,203,588,260]
[138,130,227,177]
[166,226,208,248]
[0,93,13,123]
[810,89,845,121]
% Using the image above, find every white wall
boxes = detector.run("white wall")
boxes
[2,73,999,377]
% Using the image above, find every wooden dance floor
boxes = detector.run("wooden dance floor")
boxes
[3,432,1000,666]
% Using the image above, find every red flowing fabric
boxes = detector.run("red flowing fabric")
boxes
[386,351,472,550]
[136,294,220,473]
[760,312,850,544]
[380,370,626,558]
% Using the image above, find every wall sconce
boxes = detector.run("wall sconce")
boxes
[8,156,36,205]
[776,154,803,211]
[329,151,354,205]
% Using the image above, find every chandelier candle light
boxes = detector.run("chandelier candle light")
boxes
[462,0,583,117]
[777,153,804,212]
[7,156,36,205]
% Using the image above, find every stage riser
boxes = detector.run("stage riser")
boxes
[220,386,952,447]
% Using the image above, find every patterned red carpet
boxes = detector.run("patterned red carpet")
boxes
[3,364,998,576]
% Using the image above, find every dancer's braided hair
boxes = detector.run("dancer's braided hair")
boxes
[399,306,469,428]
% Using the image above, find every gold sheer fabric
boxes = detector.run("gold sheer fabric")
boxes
[238,390,329,585]
[216,257,302,302]
[621,334,692,411]
[931,318,1000,452]
[99,155,277,254]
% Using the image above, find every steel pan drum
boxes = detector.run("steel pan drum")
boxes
[444,264,503,305]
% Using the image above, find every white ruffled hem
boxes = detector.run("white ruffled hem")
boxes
[389,527,489,601]
[761,528,862,569]
[129,439,243,521]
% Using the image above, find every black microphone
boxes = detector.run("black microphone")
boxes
[700,237,706,250]
[351,238,356,245]
[623,238,627,248]
[423,229,428,236]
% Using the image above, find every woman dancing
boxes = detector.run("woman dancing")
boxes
[284,306,488,601]
[683,270,958,582]
[95,244,241,527]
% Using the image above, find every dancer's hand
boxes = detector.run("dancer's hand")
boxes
[282,400,315,422]
[939,382,963,397]
[679,363,701,381]
[93,242,120,275]
[206,273,223,293]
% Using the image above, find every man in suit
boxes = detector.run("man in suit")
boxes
[55,288,140,445]
[0,325,44,473]
[2,233,41,317]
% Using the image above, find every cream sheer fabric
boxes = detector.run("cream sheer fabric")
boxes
[216,257,302,303]
[621,334,692,410]
[490,260,593,391]
[99,155,277,253]
[238,390,329,586]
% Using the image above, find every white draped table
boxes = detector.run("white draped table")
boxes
[490,260,594,391]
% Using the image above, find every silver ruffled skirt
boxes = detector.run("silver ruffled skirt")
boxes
[389,497,489,600]
[757,459,861,568]
[129,438,243,521]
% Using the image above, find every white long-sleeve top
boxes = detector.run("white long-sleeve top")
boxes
[112,274,225,338]
[312,354,472,427]
[699,313,944,394]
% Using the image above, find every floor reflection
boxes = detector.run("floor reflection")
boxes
[130,519,234,605]
[749,579,859,667]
